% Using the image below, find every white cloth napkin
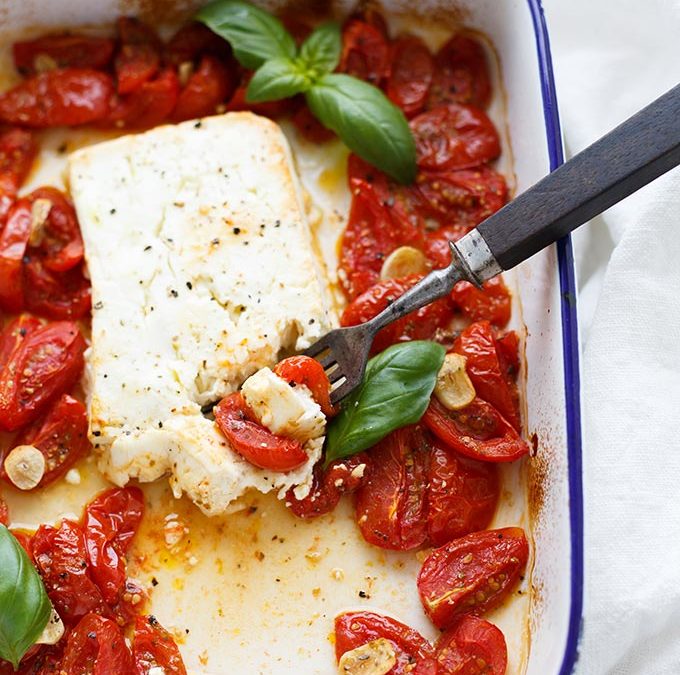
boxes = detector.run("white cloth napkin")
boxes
[543,1,680,673]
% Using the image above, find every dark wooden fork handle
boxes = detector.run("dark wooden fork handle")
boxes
[471,82,680,274]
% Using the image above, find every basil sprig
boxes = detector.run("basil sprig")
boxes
[0,525,50,669]
[325,341,445,465]
[197,0,416,184]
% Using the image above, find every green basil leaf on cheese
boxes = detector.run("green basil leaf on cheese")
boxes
[305,73,417,184]
[325,341,445,465]
[246,58,310,103]
[197,0,296,69]
[0,525,51,669]
[298,22,342,76]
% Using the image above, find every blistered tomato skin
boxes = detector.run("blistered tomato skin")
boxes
[13,35,115,74]
[132,615,188,675]
[0,314,41,366]
[450,277,512,329]
[114,17,162,95]
[0,69,114,127]
[0,199,32,312]
[0,127,37,223]
[417,527,529,628]
[387,36,434,118]
[339,19,391,86]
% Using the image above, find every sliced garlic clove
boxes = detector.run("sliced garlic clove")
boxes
[434,353,476,410]
[33,53,58,73]
[29,198,53,247]
[36,605,64,646]
[4,444,45,490]
[380,246,428,281]
[178,61,195,87]
[338,638,397,675]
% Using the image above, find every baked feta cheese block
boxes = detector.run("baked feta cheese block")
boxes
[69,112,335,514]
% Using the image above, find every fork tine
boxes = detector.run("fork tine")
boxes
[330,378,353,405]
[327,367,345,384]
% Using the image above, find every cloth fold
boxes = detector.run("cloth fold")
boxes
[544,1,680,673]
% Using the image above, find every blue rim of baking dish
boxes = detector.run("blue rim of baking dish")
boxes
[526,1,585,673]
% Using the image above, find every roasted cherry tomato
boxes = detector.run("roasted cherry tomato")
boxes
[132,615,187,675]
[0,495,7,525]
[8,393,89,488]
[23,257,91,320]
[339,19,390,86]
[285,454,367,519]
[423,397,528,463]
[106,68,180,130]
[0,69,113,127]
[339,179,424,299]
[453,321,520,430]
[495,331,520,378]
[0,199,32,312]
[0,320,85,431]
[341,275,454,354]
[110,578,149,627]
[164,22,233,64]
[214,392,308,472]
[172,55,235,122]
[410,104,500,172]
[60,613,133,674]
[0,127,37,222]
[427,440,499,546]
[348,8,390,38]
[291,103,335,143]
[32,520,108,625]
[354,426,429,550]
[418,527,529,628]
[0,315,40,366]
[273,355,335,416]
[0,644,63,675]
[434,615,507,674]
[13,35,115,75]
[114,17,161,95]
[83,486,145,605]
[429,35,491,110]
[335,611,434,674]
[25,186,84,272]
[450,277,511,328]
[387,36,434,118]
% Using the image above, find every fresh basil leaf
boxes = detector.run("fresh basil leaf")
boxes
[299,22,342,76]
[0,525,50,668]
[325,341,445,464]
[197,0,296,69]
[306,74,417,184]
[246,58,310,103]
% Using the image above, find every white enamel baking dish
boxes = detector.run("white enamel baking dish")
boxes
[0,0,583,673]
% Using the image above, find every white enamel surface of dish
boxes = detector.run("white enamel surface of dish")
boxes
[0,1,576,674]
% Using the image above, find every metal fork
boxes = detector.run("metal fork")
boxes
[305,82,680,405]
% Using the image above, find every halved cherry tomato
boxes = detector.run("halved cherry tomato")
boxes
[291,103,335,143]
[354,426,429,550]
[339,19,391,86]
[429,35,491,110]
[335,611,434,674]
[387,36,434,118]
[427,440,499,546]
[0,315,41,367]
[172,55,235,122]
[83,486,145,605]
[7,393,89,488]
[273,355,335,417]
[453,321,520,430]
[114,17,161,95]
[0,320,85,431]
[495,330,520,378]
[32,520,108,625]
[25,186,84,272]
[60,613,133,674]
[164,22,233,64]
[285,454,367,519]
[0,127,36,222]
[434,615,507,674]
[340,178,425,299]
[348,8,390,38]
[110,578,148,627]
[418,527,529,628]
[410,104,500,171]
[0,495,7,525]
[0,199,32,312]
[423,397,528,463]
[106,68,180,130]
[214,392,308,472]
[132,615,187,675]
[341,275,454,354]
[450,277,511,328]
[23,257,91,320]
[13,35,115,75]
[0,69,113,127]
